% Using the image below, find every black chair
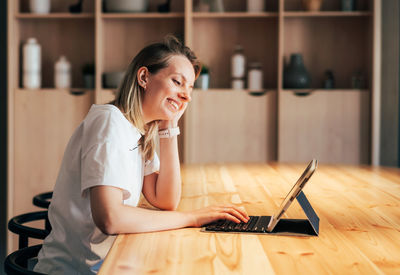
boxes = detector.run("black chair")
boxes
[32,192,53,209]
[8,211,51,249]
[4,244,46,275]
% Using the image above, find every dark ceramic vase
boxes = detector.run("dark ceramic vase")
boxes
[283,54,311,89]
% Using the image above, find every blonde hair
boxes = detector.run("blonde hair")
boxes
[111,35,200,160]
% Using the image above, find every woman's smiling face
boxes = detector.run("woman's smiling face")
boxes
[139,55,195,123]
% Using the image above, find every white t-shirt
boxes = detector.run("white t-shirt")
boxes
[34,104,160,274]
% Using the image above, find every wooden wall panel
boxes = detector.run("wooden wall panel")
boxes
[14,89,93,215]
[278,90,370,164]
[184,90,277,163]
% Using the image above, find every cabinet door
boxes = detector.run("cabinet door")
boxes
[278,91,370,164]
[14,90,93,216]
[184,91,276,163]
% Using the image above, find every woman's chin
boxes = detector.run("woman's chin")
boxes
[156,113,174,123]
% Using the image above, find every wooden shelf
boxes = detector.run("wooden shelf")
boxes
[282,89,369,92]
[193,12,278,18]
[283,11,372,17]
[102,12,184,19]
[16,88,94,94]
[16,13,95,19]
[194,88,276,93]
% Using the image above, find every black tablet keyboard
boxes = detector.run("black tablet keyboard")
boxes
[204,216,272,233]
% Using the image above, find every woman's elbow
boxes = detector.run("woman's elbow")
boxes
[158,200,180,211]
[93,212,119,235]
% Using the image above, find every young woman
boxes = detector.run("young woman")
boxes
[34,36,249,274]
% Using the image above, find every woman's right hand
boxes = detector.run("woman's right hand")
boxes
[186,205,250,227]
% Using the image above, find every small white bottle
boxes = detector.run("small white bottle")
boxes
[231,45,246,79]
[231,45,246,89]
[23,38,41,89]
[248,62,263,91]
[30,0,51,14]
[54,56,71,89]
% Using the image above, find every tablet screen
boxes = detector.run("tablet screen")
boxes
[267,159,317,232]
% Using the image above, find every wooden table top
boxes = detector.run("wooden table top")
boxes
[99,163,400,274]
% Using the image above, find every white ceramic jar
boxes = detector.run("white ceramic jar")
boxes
[30,0,51,14]
[247,0,265,12]
[23,38,41,89]
[248,62,263,91]
[231,45,246,79]
[54,56,71,89]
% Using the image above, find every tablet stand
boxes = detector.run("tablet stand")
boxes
[269,191,319,236]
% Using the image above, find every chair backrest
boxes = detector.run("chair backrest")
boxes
[4,244,46,275]
[8,211,51,249]
[32,192,53,209]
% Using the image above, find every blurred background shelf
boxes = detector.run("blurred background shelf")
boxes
[6,0,380,252]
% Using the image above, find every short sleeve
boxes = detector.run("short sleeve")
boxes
[81,142,134,200]
[144,153,160,176]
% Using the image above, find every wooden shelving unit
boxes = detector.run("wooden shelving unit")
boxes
[7,0,380,252]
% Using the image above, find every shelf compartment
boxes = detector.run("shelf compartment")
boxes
[18,0,95,13]
[193,17,278,90]
[284,0,371,12]
[18,19,94,89]
[283,17,372,90]
[192,0,279,13]
[16,88,94,94]
[102,12,184,19]
[192,12,278,18]
[102,18,183,72]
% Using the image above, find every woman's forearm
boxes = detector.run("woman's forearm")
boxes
[103,205,192,235]
[90,185,250,235]
[155,135,182,209]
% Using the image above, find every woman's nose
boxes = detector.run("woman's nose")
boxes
[178,91,191,102]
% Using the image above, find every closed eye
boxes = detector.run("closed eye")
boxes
[173,79,181,86]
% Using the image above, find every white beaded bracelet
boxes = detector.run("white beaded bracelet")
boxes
[158,127,180,138]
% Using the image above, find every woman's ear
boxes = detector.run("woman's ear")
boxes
[137,66,149,89]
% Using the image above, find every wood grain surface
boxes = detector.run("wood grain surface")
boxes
[99,163,400,274]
